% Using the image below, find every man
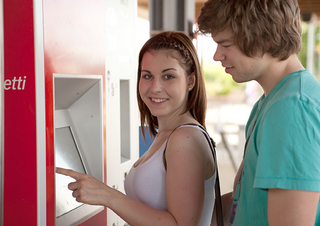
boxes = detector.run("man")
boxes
[197,0,320,225]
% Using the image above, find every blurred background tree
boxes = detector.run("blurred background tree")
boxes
[202,60,245,99]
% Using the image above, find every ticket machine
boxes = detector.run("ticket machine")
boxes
[1,0,139,225]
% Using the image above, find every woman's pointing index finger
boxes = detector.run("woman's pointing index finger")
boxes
[56,167,82,180]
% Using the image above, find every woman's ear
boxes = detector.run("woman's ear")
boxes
[187,73,196,90]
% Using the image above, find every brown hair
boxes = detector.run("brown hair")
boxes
[197,0,302,60]
[137,31,207,139]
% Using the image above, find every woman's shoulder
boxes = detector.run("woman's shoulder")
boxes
[164,123,215,180]
[166,124,210,151]
[171,123,202,135]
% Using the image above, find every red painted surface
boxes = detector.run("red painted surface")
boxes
[43,0,107,224]
[79,208,107,226]
[2,0,107,224]
[3,0,38,225]
[45,59,55,226]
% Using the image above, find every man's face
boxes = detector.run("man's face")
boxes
[211,29,270,84]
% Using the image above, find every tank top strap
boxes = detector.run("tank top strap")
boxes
[164,123,217,163]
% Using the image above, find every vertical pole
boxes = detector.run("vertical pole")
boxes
[149,0,195,38]
[34,0,47,225]
[307,21,315,74]
[149,0,163,34]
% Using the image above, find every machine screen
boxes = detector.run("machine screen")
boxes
[55,126,87,217]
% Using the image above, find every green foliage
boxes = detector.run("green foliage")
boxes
[298,22,320,74]
[298,23,308,68]
[202,60,244,99]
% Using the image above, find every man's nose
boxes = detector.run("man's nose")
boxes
[213,45,225,62]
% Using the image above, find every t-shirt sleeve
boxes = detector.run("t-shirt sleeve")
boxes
[254,97,320,191]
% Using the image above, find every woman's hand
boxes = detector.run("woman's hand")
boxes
[56,167,112,206]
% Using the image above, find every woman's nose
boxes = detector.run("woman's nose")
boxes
[150,78,163,92]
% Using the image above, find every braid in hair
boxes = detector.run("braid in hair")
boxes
[147,32,195,76]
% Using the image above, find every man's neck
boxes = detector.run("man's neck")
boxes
[257,55,304,96]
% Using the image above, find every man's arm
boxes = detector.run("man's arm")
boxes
[210,192,234,226]
[211,161,244,226]
[221,192,234,225]
[268,189,320,226]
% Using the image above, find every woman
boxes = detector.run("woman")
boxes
[57,31,217,226]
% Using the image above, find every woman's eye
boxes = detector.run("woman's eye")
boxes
[142,74,152,79]
[164,74,174,80]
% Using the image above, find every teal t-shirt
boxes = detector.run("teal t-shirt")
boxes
[230,70,320,225]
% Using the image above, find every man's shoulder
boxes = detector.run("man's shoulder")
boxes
[272,70,320,106]
[299,70,320,103]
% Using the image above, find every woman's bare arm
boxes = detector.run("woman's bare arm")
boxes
[56,127,212,226]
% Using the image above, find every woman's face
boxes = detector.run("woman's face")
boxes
[139,50,194,119]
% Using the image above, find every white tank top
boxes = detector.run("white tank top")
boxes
[124,125,216,226]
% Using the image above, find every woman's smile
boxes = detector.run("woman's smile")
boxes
[150,97,168,103]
